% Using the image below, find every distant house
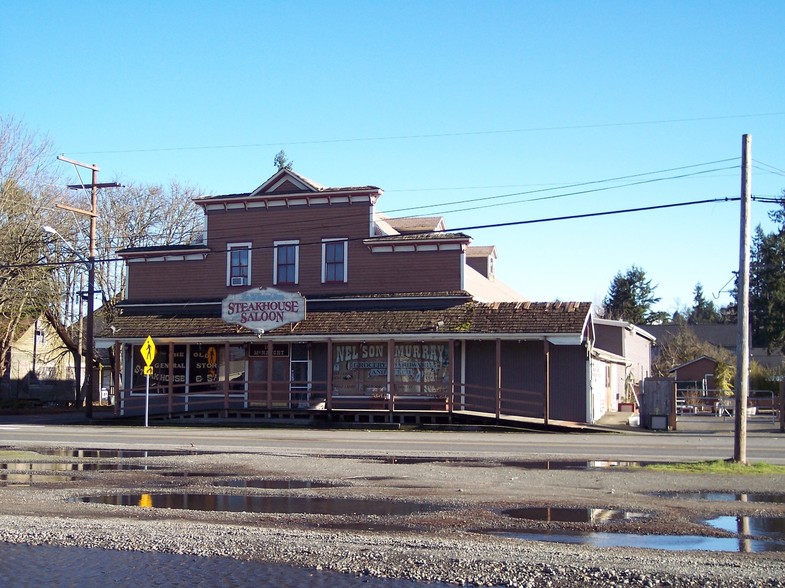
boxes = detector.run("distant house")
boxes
[1,317,74,406]
[642,323,784,371]
[667,356,718,392]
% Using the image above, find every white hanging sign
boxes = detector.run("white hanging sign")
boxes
[222,287,305,333]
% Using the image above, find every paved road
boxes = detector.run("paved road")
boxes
[1,418,783,464]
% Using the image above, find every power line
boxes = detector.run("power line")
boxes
[63,112,785,156]
[384,158,738,195]
[753,159,785,177]
[127,160,739,246]
[444,197,741,233]
[387,166,739,218]
[7,195,742,271]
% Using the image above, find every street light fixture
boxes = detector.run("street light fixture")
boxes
[54,156,120,419]
[43,226,85,261]
[43,225,90,410]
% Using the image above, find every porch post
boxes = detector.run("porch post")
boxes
[224,341,228,417]
[223,342,230,416]
[113,341,121,416]
[326,338,333,412]
[266,341,273,409]
[447,339,455,414]
[167,342,174,417]
[387,339,395,416]
[495,338,502,420]
[544,338,550,426]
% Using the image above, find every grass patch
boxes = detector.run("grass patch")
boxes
[643,459,785,475]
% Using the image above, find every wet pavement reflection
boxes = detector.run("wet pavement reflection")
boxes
[75,493,446,516]
[489,529,785,553]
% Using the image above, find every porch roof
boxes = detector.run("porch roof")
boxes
[98,300,592,342]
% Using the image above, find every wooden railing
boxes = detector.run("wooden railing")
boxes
[119,377,545,421]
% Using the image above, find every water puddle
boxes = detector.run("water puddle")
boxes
[489,529,785,553]
[75,494,444,516]
[157,472,227,478]
[656,491,785,504]
[213,479,342,489]
[1,462,162,473]
[492,506,785,553]
[363,456,489,466]
[502,506,648,523]
[36,448,211,458]
[501,460,646,470]
[1,462,162,484]
[706,515,785,541]
[361,457,646,470]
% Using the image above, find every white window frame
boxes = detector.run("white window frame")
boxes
[226,242,252,287]
[273,240,299,285]
[321,238,348,283]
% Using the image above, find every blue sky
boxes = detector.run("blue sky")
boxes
[2,1,784,315]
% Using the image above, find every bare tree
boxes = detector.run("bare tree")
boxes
[2,117,205,404]
[58,179,204,311]
[0,117,64,391]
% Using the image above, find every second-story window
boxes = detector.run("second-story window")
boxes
[274,240,299,285]
[227,243,251,287]
[322,239,347,283]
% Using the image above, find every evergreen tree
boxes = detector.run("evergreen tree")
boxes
[750,195,785,351]
[273,150,293,171]
[602,265,667,324]
[687,282,721,324]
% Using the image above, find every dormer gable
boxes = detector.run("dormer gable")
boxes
[194,169,383,210]
[250,168,325,196]
[466,245,497,279]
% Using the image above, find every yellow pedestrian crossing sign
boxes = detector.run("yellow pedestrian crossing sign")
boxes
[141,336,156,367]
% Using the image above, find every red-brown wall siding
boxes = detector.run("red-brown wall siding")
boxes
[126,203,464,301]
[673,358,716,384]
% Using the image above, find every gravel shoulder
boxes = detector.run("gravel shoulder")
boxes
[1,438,785,587]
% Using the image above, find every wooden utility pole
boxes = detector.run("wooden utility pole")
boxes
[56,156,120,418]
[734,134,752,464]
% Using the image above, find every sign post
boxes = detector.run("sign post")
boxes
[140,336,156,427]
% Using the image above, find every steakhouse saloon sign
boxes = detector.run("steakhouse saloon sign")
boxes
[221,287,305,332]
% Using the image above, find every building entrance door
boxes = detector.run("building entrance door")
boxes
[248,355,288,407]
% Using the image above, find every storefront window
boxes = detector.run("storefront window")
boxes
[331,342,449,397]
[332,343,388,396]
[393,343,449,395]
[132,343,249,394]
[188,344,220,391]
[131,343,186,393]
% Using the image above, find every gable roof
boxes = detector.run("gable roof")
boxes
[466,245,497,258]
[667,355,718,374]
[194,168,382,206]
[639,324,736,349]
[250,168,326,195]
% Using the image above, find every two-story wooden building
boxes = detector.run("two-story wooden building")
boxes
[98,168,639,426]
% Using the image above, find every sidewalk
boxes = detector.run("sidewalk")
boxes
[595,410,783,435]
